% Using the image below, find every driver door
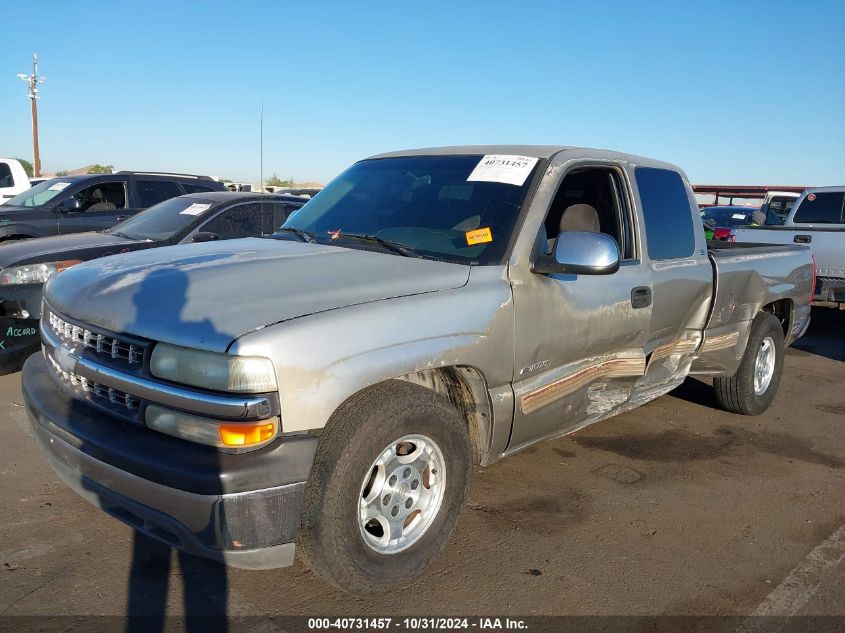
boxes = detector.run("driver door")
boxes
[507,160,652,450]
[57,180,131,234]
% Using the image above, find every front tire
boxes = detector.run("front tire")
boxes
[713,311,785,415]
[298,380,472,593]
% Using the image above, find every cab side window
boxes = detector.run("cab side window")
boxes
[792,192,845,224]
[543,167,635,260]
[201,203,265,239]
[635,167,696,261]
[71,181,127,212]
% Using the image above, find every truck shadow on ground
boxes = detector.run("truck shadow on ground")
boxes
[790,307,844,363]
[572,425,843,469]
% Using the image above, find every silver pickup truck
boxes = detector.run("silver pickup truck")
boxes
[23,146,814,593]
[733,186,845,308]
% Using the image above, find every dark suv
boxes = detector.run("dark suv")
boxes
[0,172,226,241]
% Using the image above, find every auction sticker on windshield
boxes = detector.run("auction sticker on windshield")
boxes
[180,203,212,216]
[465,227,493,245]
[467,155,538,186]
[48,182,71,191]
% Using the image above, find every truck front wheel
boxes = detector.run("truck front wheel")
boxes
[298,380,472,593]
[713,311,785,415]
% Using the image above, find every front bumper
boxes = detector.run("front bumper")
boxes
[22,353,318,569]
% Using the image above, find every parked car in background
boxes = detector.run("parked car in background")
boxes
[701,205,758,240]
[733,186,845,308]
[0,171,226,241]
[23,145,813,593]
[0,159,32,205]
[0,192,306,372]
[757,191,801,226]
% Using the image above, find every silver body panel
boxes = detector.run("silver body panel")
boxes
[40,145,814,466]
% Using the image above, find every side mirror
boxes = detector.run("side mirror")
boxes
[532,231,620,275]
[191,231,219,243]
[57,198,82,213]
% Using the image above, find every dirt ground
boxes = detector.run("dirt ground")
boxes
[0,308,842,629]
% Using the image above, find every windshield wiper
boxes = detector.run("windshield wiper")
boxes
[276,227,317,243]
[333,233,416,257]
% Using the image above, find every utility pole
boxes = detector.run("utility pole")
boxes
[259,99,264,193]
[17,54,46,177]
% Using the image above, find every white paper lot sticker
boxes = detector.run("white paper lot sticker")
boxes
[467,155,538,187]
[179,203,212,216]
[732,213,746,219]
[48,182,71,191]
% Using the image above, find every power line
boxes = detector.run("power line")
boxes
[17,54,46,177]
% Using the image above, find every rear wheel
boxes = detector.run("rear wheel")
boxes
[713,312,785,415]
[298,380,472,593]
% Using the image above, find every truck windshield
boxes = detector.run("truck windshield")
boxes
[5,179,74,207]
[280,155,539,265]
[108,196,214,241]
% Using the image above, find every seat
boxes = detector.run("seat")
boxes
[548,203,601,251]
[86,188,116,212]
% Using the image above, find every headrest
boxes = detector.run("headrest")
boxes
[560,203,600,232]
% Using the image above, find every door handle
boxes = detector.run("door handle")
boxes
[631,286,652,309]
[115,216,128,221]
[794,234,812,244]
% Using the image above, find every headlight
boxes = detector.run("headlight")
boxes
[145,404,278,449]
[0,260,82,285]
[150,342,277,393]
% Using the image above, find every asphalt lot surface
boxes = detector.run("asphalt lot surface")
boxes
[0,309,842,628]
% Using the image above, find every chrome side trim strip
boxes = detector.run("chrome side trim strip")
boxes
[520,354,646,415]
[647,336,700,370]
[701,331,740,352]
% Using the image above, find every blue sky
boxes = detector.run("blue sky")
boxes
[1,0,843,185]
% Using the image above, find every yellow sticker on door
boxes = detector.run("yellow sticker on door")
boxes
[465,227,493,246]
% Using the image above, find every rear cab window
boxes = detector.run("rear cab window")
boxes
[635,167,696,260]
[792,192,844,224]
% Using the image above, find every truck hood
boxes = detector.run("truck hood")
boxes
[0,231,140,267]
[44,238,471,352]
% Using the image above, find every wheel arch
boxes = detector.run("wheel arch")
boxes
[395,366,494,466]
[761,298,793,340]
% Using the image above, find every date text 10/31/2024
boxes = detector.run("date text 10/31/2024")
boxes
[307,618,528,630]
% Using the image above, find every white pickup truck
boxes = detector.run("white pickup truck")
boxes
[734,187,844,308]
[0,158,31,205]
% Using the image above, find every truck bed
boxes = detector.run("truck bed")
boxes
[732,225,845,305]
[693,241,814,375]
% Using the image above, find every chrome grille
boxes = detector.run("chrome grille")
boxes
[46,352,140,411]
[48,311,143,365]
